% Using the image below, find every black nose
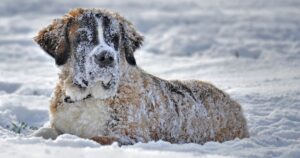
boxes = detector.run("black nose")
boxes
[94,51,114,67]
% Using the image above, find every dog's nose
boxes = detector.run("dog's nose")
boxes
[94,51,114,67]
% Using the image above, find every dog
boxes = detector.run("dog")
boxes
[33,8,249,145]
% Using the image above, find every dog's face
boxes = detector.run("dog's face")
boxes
[34,8,143,100]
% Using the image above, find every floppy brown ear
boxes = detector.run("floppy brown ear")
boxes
[34,18,71,65]
[120,21,143,66]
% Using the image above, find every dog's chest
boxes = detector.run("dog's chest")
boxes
[51,99,111,138]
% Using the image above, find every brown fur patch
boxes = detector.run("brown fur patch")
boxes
[90,136,118,145]
[69,23,79,35]
[68,8,84,18]
[68,22,80,42]
[50,81,64,114]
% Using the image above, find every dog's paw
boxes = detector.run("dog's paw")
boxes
[32,127,59,140]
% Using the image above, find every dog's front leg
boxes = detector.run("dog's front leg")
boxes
[32,127,60,140]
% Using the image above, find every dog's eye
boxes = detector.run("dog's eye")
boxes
[75,30,90,43]
[79,32,88,42]
[95,13,101,18]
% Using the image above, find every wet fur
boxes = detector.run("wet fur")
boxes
[33,8,249,145]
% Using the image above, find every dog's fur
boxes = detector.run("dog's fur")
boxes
[33,8,249,145]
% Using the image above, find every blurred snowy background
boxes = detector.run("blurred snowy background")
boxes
[0,0,300,157]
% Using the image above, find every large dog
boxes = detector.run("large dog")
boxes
[33,8,249,145]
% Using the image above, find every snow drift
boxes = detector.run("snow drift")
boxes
[0,0,299,157]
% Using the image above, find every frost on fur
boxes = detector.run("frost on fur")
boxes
[34,8,249,145]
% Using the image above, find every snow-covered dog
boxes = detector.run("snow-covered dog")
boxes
[33,8,249,145]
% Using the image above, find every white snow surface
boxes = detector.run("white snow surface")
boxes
[0,0,300,157]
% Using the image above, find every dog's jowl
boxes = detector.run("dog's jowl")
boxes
[33,8,249,145]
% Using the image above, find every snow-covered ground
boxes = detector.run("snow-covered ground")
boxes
[1,0,300,157]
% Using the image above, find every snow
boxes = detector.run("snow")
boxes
[0,0,300,157]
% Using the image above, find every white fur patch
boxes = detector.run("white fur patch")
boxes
[97,18,105,45]
[64,83,90,101]
[52,99,110,138]
[89,81,118,99]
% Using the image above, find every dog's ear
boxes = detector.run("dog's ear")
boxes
[120,21,143,66]
[34,18,71,65]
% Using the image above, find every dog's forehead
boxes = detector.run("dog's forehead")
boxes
[67,9,120,52]
[69,11,118,35]
[68,9,118,30]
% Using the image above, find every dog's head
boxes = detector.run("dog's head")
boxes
[34,8,143,100]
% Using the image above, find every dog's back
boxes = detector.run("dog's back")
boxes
[180,80,249,143]
[123,73,249,144]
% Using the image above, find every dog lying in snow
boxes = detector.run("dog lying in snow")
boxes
[33,8,249,145]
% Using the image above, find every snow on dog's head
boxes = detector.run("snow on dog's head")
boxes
[34,8,143,100]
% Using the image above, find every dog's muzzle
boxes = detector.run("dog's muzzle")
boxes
[94,50,115,68]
